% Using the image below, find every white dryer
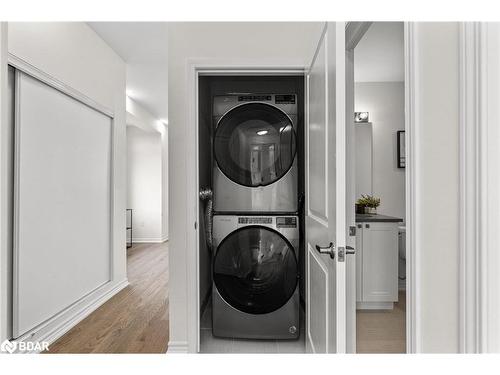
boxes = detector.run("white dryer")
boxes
[212,94,298,213]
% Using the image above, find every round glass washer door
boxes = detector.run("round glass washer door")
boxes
[214,103,297,187]
[213,225,298,315]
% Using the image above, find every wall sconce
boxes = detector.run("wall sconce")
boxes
[354,112,369,123]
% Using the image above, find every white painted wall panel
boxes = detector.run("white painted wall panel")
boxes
[354,123,373,198]
[13,72,112,337]
[126,126,163,242]
[414,22,460,352]
[355,82,405,220]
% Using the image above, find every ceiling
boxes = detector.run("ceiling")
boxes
[87,22,402,119]
[354,22,404,82]
[87,22,169,122]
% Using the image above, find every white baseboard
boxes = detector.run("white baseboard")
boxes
[167,340,188,353]
[12,279,129,353]
[357,301,394,310]
[132,238,166,243]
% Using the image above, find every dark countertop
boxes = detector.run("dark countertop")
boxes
[356,214,404,223]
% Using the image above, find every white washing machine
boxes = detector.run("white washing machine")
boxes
[212,214,300,339]
[212,94,298,213]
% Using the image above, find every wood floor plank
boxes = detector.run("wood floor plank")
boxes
[46,242,169,354]
[356,290,406,353]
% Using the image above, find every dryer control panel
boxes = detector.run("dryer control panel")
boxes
[238,217,272,225]
[276,217,297,228]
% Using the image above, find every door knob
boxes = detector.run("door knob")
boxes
[315,242,335,259]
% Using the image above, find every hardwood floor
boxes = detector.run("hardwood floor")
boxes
[46,242,169,354]
[356,290,406,353]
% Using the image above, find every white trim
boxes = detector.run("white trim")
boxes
[0,22,10,342]
[131,238,168,244]
[459,21,479,354]
[166,341,189,353]
[477,22,489,354]
[187,63,307,353]
[7,53,114,119]
[459,22,492,354]
[345,22,373,50]
[404,22,419,353]
[356,302,394,310]
[11,279,128,353]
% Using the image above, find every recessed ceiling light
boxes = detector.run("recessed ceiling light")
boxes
[257,130,268,136]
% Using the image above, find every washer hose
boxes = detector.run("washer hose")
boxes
[199,188,213,252]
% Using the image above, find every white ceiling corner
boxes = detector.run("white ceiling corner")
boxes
[354,22,404,83]
[87,22,169,121]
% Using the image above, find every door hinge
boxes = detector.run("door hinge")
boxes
[194,221,197,230]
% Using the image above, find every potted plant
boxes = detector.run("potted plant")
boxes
[356,194,381,215]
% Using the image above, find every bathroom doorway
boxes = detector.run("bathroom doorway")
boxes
[347,22,408,353]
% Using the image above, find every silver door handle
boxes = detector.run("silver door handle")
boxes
[315,242,335,259]
[346,245,355,255]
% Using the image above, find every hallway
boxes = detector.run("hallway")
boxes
[46,242,169,353]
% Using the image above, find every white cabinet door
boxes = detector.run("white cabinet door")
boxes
[361,223,399,302]
[305,22,347,353]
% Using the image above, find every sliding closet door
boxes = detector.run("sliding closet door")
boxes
[13,71,112,338]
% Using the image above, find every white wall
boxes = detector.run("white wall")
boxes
[484,22,500,353]
[413,22,460,352]
[355,22,404,82]
[0,22,11,342]
[126,96,162,133]
[126,96,168,242]
[161,127,168,241]
[355,82,405,220]
[1,22,126,343]
[126,126,163,242]
[167,22,324,352]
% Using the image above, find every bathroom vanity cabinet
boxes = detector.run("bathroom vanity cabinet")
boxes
[355,215,403,310]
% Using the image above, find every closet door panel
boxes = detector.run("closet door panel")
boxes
[13,71,112,338]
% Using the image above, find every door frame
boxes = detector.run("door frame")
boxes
[344,21,372,353]
[459,22,500,353]
[345,21,418,353]
[404,22,418,354]
[186,63,307,353]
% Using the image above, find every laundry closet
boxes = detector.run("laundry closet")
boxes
[197,75,305,351]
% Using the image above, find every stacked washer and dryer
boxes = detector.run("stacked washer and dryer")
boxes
[211,93,301,340]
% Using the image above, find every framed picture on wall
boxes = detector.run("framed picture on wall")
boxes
[397,130,405,168]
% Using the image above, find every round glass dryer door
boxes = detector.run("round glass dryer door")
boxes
[213,226,298,314]
[214,103,297,187]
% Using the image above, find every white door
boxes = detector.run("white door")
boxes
[305,22,347,353]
